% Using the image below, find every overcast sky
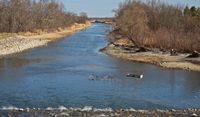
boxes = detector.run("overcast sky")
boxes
[60,0,200,17]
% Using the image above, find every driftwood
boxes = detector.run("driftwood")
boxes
[136,47,150,52]
[188,51,200,57]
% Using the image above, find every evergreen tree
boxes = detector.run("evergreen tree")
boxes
[183,6,190,17]
[190,6,197,17]
[197,7,200,20]
[197,7,200,16]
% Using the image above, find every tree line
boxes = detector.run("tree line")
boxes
[0,0,88,34]
[112,0,200,52]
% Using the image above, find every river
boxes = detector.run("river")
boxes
[0,23,200,110]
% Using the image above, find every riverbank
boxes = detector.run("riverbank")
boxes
[100,43,200,72]
[0,22,92,56]
[0,107,199,117]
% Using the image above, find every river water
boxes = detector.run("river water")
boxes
[0,23,200,110]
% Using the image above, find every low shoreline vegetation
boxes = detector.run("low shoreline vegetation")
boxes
[0,0,88,35]
[0,34,10,39]
[111,0,200,53]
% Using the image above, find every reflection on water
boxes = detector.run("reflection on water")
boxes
[0,23,200,110]
[0,57,53,68]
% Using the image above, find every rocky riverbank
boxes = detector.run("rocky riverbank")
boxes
[0,22,92,56]
[0,107,199,117]
[100,43,200,72]
[0,37,49,56]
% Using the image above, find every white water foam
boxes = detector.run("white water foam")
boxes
[102,107,113,111]
[1,106,32,111]
[58,106,67,111]
[61,112,69,116]
[156,109,166,112]
[2,106,20,110]
[1,105,138,112]
[45,106,115,112]
[46,107,54,111]
[82,106,93,111]
[93,107,113,112]
[129,108,136,111]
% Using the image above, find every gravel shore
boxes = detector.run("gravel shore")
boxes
[0,107,199,117]
[0,36,49,56]
[100,43,200,72]
[0,23,92,56]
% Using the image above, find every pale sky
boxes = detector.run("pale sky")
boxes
[60,0,200,17]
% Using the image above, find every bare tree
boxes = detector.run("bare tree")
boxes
[77,12,88,23]
[115,7,149,47]
[0,0,88,33]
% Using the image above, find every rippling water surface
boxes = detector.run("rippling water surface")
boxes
[0,23,200,110]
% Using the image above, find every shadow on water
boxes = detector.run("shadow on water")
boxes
[0,23,200,110]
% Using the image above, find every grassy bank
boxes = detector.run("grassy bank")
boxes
[0,34,10,39]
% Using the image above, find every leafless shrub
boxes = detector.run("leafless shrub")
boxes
[77,12,88,23]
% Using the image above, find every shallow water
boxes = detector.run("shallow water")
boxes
[0,23,200,110]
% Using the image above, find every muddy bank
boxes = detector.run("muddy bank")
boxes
[0,107,199,117]
[0,23,92,56]
[100,43,200,72]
